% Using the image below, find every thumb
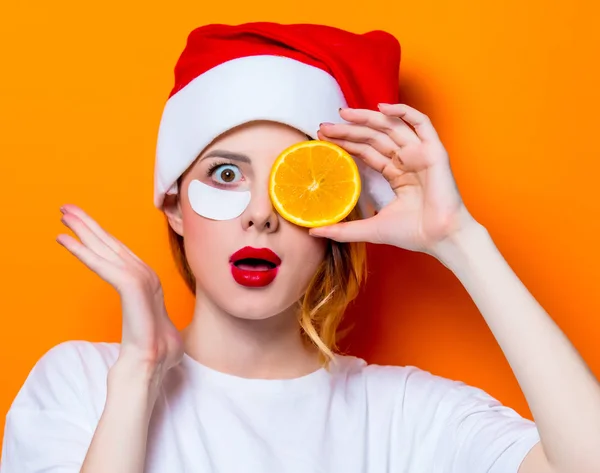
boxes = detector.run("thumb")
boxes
[309,218,377,243]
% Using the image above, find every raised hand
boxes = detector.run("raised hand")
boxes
[56,204,184,379]
[312,103,478,257]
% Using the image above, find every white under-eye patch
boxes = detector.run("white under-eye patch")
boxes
[188,180,251,220]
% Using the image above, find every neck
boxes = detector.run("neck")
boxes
[182,290,321,379]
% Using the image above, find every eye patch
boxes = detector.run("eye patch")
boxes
[188,180,251,220]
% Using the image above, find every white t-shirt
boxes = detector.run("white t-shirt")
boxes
[1,341,540,472]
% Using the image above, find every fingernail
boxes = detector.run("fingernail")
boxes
[59,206,65,214]
[378,103,391,108]
[319,122,334,127]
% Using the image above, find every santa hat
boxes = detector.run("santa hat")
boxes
[154,22,401,216]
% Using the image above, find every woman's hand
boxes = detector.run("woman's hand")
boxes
[56,204,184,382]
[311,103,480,258]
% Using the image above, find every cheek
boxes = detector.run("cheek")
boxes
[180,205,232,277]
[284,225,328,278]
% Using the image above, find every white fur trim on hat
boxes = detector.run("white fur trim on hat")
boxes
[154,55,395,215]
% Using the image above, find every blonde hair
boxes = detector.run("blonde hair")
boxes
[166,181,367,365]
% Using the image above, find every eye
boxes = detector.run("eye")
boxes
[208,163,243,185]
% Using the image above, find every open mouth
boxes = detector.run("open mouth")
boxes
[229,246,282,288]
[233,258,277,271]
[229,246,282,268]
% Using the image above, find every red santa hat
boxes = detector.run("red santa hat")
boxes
[154,22,401,216]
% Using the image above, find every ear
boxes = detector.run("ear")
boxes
[163,193,184,236]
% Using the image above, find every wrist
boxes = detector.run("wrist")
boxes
[108,353,165,407]
[430,214,492,271]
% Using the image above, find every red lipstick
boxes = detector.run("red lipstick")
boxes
[229,246,282,288]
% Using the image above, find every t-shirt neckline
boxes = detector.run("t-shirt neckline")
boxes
[181,352,335,395]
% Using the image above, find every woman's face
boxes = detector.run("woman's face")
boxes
[171,120,328,320]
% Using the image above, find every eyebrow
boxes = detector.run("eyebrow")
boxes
[201,150,252,164]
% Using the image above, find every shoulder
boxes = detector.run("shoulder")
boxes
[332,353,462,395]
[332,355,539,472]
[25,339,120,382]
[331,354,518,416]
[9,340,120,412]
[2,342,121,470]
[333,357,539,435]
[34,339,119,366]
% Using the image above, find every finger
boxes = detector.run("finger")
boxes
[319,122,408,165]
[339,107,421,146]
[309,218,383,244]
[377,103,440,143]
[56,233,123,286]
[61,204,141,262]
[316,131,394,178]
[60,212,120,263]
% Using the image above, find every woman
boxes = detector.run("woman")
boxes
[2,22,599,473]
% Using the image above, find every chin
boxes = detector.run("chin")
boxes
[219,288,299,321]
[192,252,319,321]
[197,271,302,321]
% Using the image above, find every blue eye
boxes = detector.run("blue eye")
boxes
[208,163,242,185]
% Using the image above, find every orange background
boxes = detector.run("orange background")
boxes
[1,0,599,454]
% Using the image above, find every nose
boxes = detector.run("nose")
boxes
[241,189,279,233]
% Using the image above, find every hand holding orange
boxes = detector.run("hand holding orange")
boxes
[308,104,477,258]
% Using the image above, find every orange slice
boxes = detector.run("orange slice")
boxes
[269,140,361,228]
